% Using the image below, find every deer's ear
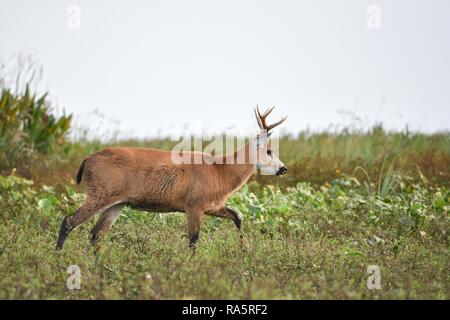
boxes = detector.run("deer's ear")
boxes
[256,132,271,147]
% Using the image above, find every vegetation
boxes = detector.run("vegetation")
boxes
[0,66,448,299]
[0,173,448,299]
[0,84,71,178]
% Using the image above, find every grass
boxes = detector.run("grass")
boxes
[0,173,448,299]
[0,67,449,299]
[11,127,449,191]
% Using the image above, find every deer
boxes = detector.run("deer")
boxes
[56,106,287,250]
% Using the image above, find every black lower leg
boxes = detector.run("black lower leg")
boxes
[89,226,101,245]
[224,207,242,231]
[56,216,74,250]
[189,232,199,250]
[233,217,242,231]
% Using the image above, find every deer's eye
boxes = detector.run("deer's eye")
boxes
[267,150,272,156]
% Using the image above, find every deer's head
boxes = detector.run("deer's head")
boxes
[252,106,287,176]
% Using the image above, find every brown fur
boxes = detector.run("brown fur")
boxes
[56,144,255,250]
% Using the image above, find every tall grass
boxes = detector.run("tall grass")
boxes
[0,85,72,176]
[0,57,72,177]
[0,58,448,188]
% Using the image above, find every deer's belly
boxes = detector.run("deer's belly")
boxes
[127,199,183,213]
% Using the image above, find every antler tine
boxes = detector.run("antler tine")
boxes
[256,105,274,130]
[254,106,264,129]
[266,115,287,132]
[257,105,275,119]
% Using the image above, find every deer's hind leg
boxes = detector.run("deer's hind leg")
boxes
[56,197,121,250]
[206,207,243,231]
[89,204,125,245]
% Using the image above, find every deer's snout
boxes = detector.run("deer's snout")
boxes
[276,166,287,176]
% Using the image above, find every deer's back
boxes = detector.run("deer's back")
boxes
[81,147,222,212]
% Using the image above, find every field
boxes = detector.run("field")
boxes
[0,77,449,299]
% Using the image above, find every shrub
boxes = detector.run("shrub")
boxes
[0,85,72,174]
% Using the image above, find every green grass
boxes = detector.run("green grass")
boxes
[12,127,449,191]
[0,174,448,299]
[1,62,449,299]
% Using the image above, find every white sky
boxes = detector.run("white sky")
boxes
[1,0,449,138]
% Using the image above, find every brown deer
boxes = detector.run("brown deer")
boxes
[56,106,287,250]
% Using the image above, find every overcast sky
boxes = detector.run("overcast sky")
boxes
[1,0,449,138]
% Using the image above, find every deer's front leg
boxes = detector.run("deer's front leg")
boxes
[186,208,202,250]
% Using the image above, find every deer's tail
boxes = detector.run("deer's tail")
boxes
[76,159,86,185]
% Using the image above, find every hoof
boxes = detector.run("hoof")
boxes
[89,228,101,246]
[56,216,73,251]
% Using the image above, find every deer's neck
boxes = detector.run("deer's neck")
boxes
[214,143,256,194]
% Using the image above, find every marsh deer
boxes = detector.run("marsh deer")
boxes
[56,106,287,250]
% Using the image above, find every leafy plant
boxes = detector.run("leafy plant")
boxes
[0,173,448,299]
[0,85,72,173]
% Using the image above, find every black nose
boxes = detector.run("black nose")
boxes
[276,166,287,176]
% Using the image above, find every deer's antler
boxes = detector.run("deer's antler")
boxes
[254,105,287,132]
